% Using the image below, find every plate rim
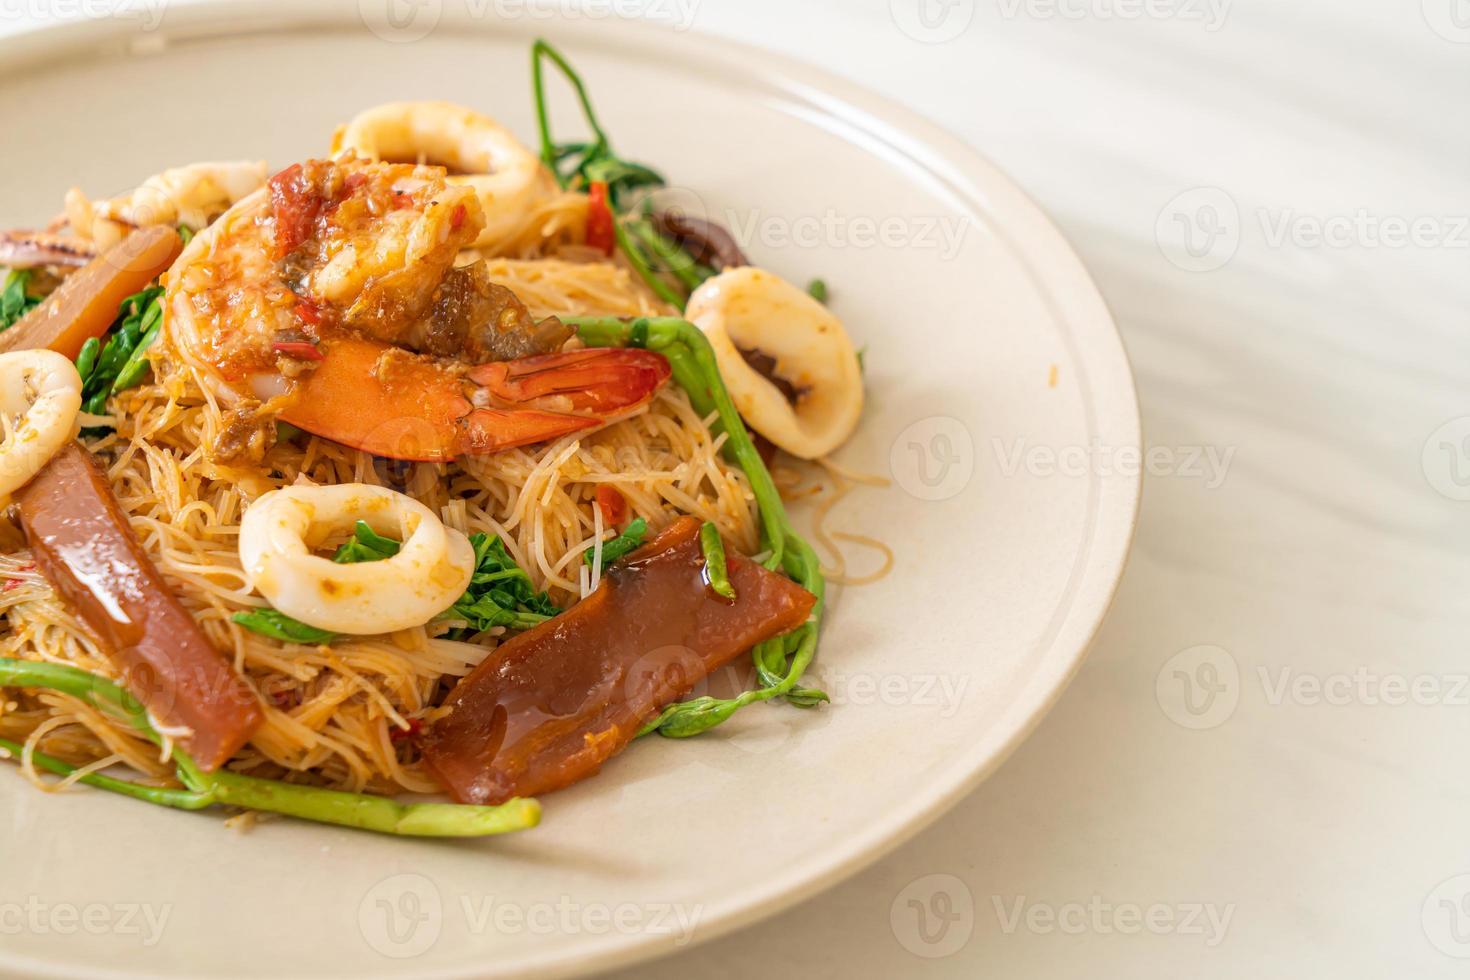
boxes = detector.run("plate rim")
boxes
[0,7,1143,979]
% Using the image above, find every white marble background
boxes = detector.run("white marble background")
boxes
[3,0,1467,977]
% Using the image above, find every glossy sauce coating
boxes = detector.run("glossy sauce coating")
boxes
[420,517,817,804]
[16,445,263,770]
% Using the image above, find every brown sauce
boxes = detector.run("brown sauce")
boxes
[15,444,263,770]
[419,516,816,804]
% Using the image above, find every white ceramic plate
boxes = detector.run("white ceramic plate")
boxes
[0,8,1139,979]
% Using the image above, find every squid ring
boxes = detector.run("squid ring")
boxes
[686,268,864,460]
[0,350,82,504]
[239,483,475,636]
[332,101,554,251]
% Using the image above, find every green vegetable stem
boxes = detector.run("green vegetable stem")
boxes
[583,516,647,574]
[0,659,539,837]
[699,521,737,601]
[530,39,713,309]
[565,315,829,736]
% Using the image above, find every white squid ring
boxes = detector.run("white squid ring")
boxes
[332,101,554,251]
[687,268,864,460]
[0,350,82,504]
[239,483,475,636]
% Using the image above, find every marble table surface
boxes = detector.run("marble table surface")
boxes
[3,1,1466,977]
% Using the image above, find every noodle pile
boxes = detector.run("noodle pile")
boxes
[0,241,762,796]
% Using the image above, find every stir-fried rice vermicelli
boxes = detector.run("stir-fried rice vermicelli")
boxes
[0,47,884,832]
[0,247,772,795]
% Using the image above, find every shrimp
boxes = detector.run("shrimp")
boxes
[64,160,267,247]
[331,102,555,252]
[164,155,669,463]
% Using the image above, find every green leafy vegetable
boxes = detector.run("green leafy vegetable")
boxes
[583,516,647,574]
[0,658,539,836]
[332,520,401,563]
[447,533,559,634]
[566,315,830,736]
[698,521,737,601]
[77,284,165,418]
[231,522,401,644]
[75,336,100,384]
[807,278,828,303]
[231,609,339,645]
[235,525,558,642]
[530,39,712,310]
[0,268,40,331]
[178,224,195,247]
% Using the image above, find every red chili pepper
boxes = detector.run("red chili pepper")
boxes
[293,299,321,326]
[450,204,467,230]
[267,163,323,259]
[272,341,325,361]
[391,718,424,743]
[586,180,615,256]
[594,484,627,526]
